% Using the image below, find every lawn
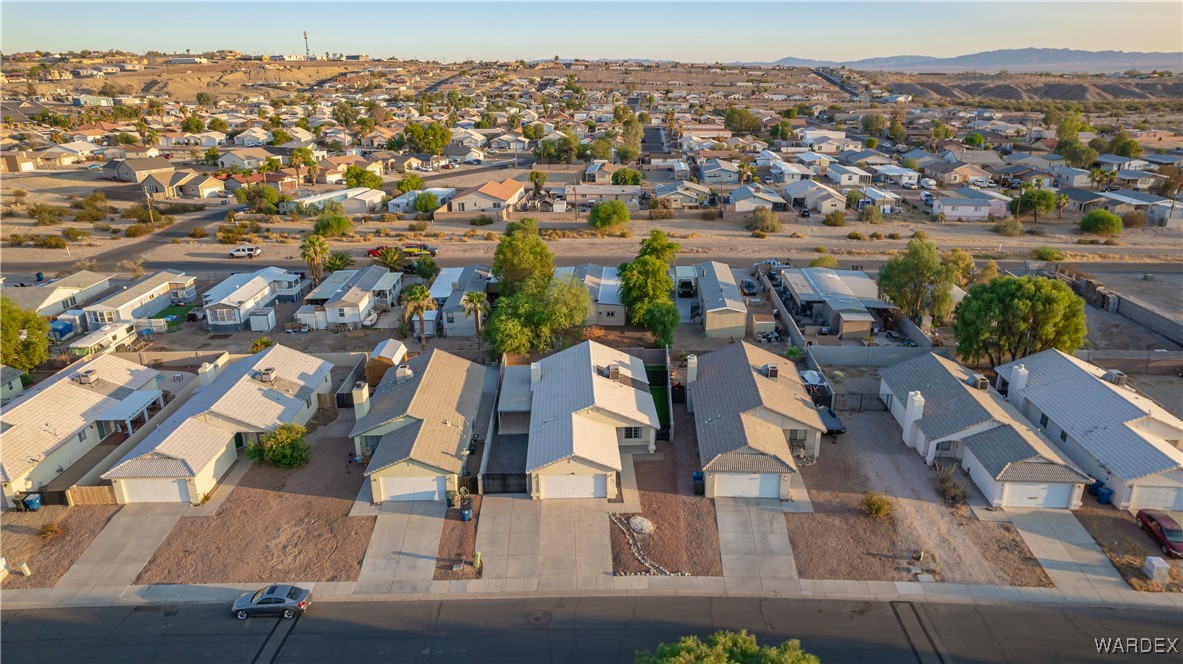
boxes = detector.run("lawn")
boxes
[645,365,671,426]
[151,304,196,330]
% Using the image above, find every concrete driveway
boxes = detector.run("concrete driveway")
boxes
[1007,508,1128,599]
[55,503,187,599]
[355,501,446,594]
[473,495,541,592]
[715,498,800,593]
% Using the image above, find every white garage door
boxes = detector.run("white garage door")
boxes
[1133,486,1183,511]
[713,473,781,498]
[122,478,190,503]
[542,474,606,499]
[1004,482,1073,508]
[378,476,446,502]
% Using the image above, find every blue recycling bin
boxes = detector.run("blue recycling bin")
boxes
[1088,480,1103,497]
[35,272,44,282]
[23,494,42,511]
[461,508,473,522]
[1097,487,1114,505]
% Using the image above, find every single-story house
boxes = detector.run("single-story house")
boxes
[437,265,492,338]
[202,267,305,331]
[932,188,1012,221]
[653,180,711,209]
[386,187,457,214]
[449,179,525,213]
[102,157,175,183]
[554,264,624,327]
[1,270,110,318]
[83,270,184,327]
[299,266,401,330]
[278,187,385,215]
[0,365,24,404]
[731,184,787,212]
[826,164,872,187]
[700,158,740,185]
[780,268,894,339]
[697,261,747,339]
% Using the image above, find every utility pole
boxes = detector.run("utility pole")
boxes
[142,184,155,226]
[304,31,310,59]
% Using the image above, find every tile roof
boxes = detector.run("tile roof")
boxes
[961,426,1089,483]
[693,342,826,473]
[87,270,183,311]
[456,178,524,202]
[696,261,745,314]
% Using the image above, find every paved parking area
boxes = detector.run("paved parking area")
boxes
[716,498,800,593]
[55,503,186,599]
[1007,508,1128,600]
[473,495,541,591]
[539,499,613,591]
[355,501,445,595]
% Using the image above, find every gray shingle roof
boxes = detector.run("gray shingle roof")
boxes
[697,261,745,314]
[879,353,994,440]
[961,426,1089,483]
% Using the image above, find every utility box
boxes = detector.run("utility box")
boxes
[1143,557,1170,585]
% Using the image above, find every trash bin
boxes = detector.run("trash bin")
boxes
[692,471,705,496]
[22,494,42,512]
[35,272,44,282]
[1097,487,1114,505]
[1088,480,1104,497]
[446,490,458,508]
[461,508,473,522]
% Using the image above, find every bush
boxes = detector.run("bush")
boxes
[887,232,902,240]
[62,228,90,241]
[1121,211,1148,230]
[408,220,429,232]
[159,202,205,214]
[992,217,1024,236]
[813,246,828,253]
[415,256,440,280]
[469,215,495,226]
[861,491,894,520]
[869,232,884,240]
[858,206,883,223]
[750,229,767,238]
[744,206,781,233]
[1080,209,1123,236]
[124,224,152,238]
[784,346,805,361]
[314,214,352,237]
[911,230,927,240]
[822,210,846,227]
[648,207,673,220]
[73,208,106,223]
[40,522,63,539]
[1032,246,1064,261]
[189,226,209,238]
[847,231,865,240]
[250,337,274,353]
[39,235,68,249]
[245,423,310,469]
[809,255,838,268]
[935,464,969,506]
[700,209,721,221]
[587,200,630,229]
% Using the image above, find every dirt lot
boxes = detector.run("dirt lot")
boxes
[1074,494,1183,593]
[433,496,482,581]
[786,411,1051,586]
[609,407,723,577]
[1,504,122,589]
[1127,374,1183,420]
[1085,307,1182,352]
[134,414,375,585]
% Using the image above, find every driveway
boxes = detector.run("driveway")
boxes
[1007,508,1128,598]
[473,495,541,591]
[355,501,445,594]
[55,503,186,599]
[715,498,800,593]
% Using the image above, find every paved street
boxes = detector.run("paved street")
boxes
[4,597,1180,664]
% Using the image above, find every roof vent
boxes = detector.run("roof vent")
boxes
[395,364,415,384]
[76,369,97,384]
[1103,370,1127,387]
[257,367,275,382]
[968,374,989,390]
[765,364,779,380]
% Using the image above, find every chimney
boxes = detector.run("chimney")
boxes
[197,362,217,387]
[395,364,414,384]
[765,364,779,380]
[686,354,698,384]
[257,367,275,383]
[1007,364,1028,405]
[352,381,370,418]
[903,391,926,446]
[530,362,541,387]
[607,364,620,381]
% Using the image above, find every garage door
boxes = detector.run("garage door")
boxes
[1133,486,1183,511]
[378,476,445,502]
[713,473,781,498]
[1004,482,1073,508]
[122,478,190,503]
[542,474,606,499]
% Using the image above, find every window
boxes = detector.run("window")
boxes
[91,310,115,324]
[78,428,87,442]
[306,396,312,408]
[605,311,615,318]
[338,308,346,317]
[1060,430,1067,442]
[936,441,951,451]
[1039,414,1048,428]
[622,427,642,440]
[64,296,77,308]
[787,429,808,443]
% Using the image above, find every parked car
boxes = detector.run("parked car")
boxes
[86,164,102,170]
[677,278,696,298]
[919,179,936,190]
[232,585,312,620]
[403,243,439,257]
[740,279,758,296]
[401,261,420,274]
[798,209,811,218]
[817,406,847,436]
[367,245,390,257]
[1136,510,1183,559]
[466,159,483,165]
[901,182,918,190]
[228,245,262,259]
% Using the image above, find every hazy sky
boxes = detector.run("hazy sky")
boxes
[3,2,1181,62]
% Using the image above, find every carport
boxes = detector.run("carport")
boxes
[496,365,532,434]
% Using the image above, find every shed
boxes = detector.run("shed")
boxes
[366,338,408,387]
[248,307,276,332]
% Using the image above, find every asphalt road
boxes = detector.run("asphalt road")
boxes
[3,597,1180,664]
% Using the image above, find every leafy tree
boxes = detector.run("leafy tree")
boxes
[769,121,795,141]
[588,138,614,161]
[865,137,879,149]
[114,132,137,145]
[943,248,997,288]
[529,170,547,196]
[954,275,1086,368]
[482,276,591,354]
[1057,140,1098,169]
[637,630,819,664]
[403,122,452,154]
[0,296,49,372]
[246,423,310,469]
[204,146,221,165]
[493,218,554,296]
[965,132,985,148]
[181,116,204,133]
[723,107,762,134]
[314,214,352,237]
[902,157,921,171]
[876,238,956,323]
[615,144,640,164]
[887,116,907,144]
[858,205,883,223]
[269,128,292,145]
[845,191,863,210]
[195,92,212,106]
[207,116,229,132]
[258,157,282,175]
[860,113,886,136]
[461,291,490,349]
[397,174,425,193]
[324,251,355,273]
[1009,187,1055,224]
[823,210,846,227]
[371,246,408,271]
[412,192,440,214]
[642,301,680,347]
[1055,111,1088,144]
[415,256,440,280]
[1079,209,1123,236]
[588,200,630,229]
[618,255,674,323]
[290,146,315,184]
[344,165,384,190]
[1110,131,1144,158]
[299,234,330,283]
[522,123,545,140]
[611,168,644,186]
[234,183,281,213]
[636,229,680,265]
[746,207,781,233]
[332,101,360,129]
[402,283,437,346]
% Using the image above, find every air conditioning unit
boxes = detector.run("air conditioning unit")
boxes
[1103,370,1127,387]
[257,367,275,383]
[607,365,620,381]
[765,364,779,379]
[76,369,97,384]
[968,374,989,390]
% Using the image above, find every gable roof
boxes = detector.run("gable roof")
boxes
[455,178,524,202]
[696,261,745,314]
[1,270,110,313]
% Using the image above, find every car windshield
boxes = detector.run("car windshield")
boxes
[286,587,303,600]
[1165,528,1183,544]
[251,589,265,602]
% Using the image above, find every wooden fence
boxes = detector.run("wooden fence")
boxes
[66,484,118,506]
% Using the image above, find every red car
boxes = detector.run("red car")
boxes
[367,245,389,257]
[1136,510,1183,559]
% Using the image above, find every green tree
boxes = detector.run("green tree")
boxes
[636,229,680,265]
[269,128,292,145]
[902,157,921,171]
[371,247,408,272]
[0,296,49,372]
[809,255,838,268]
[618,255,674,324]
[249,337,274,353]
[876,238,956,323]
[397,173,425,193]
[612,168,644,186]
[1079,209,1123,236]
[493,219,554,295]
[641,301,680,347]
[723,107,761,134]
[299,234,330,283]
[845,190,863,210]
[637,630,819,664]
[403,122,451,155]
[865,137,879,149]
[461,291,490,349]
[483,276,591,354]
[1010,187,1055,224]
[954,275,1086,368]
[234,183,281,213]
[588,200,630,229]
[415,256,440,280]
[412,192,440,214]
[290,146,315,184]
[887,115,907,144]
[1055,111,1088,144]
[314,214,352,237]
[1057,141,1098,169]
[204,146,221,165]
[181,116,204,133]
[588,138,614,161]
[195,92,212,106]
[246,423,310,468]
[860,113,886,136]
[529,170,547,196]
[402,283,437,347]
[258,157,282,175]
[344,165,384,190]
[965,132,985,147]
[1110,131,1144,158]
[324,250,355,273]
[207,117,229,133]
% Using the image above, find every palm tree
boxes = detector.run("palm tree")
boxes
[737,162,756,186]
[324,251,355,273]
[1089,168,1105,190]
[402,283,436,348]
[299,235,330,283]
[371,247,409,272]
[290,147,314,185]
[461,291,489,349]
[1055,193,1069,219]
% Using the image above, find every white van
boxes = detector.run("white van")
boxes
[919,178,936,190]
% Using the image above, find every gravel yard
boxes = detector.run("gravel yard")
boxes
[1,505,121,589]
[433,496,482,581]
[134,415,375,585]
[1074,494,1183,592]
[609,406,723,577]
[1126,374,1183,420]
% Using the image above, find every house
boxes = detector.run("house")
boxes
[780,268,894,339]
[688,342,826,499]
[1113,170,1165,192]
[202,267,306,331]
[299,266,401,330]
[1096,154,1148,172]
[67,322,139,358]
[179,174,225,198]
[349,350,490,502]
[554,264,625,327]
[996,350,1183,511]
[563,184,643,208]
[730,184,786,212]
[839,149,892,168]
[932,188,1012,221]
[941,147,1004,168]
[1059,188,1108,213]
[697,261,747,338]
[387,187,457,214]
[437,265,493,338]
[233,127,272,146]
[103,346,333,504]
[521,341,661,499]
[583,160,621,184]
[871,165,920,187]
[1,355,163,508]
[792,151,831,175]
[278,187,385,215]
[442,144,485,163]
[102,157,174,183]
[0,152,35,174]
[700,158,739,185]
[141,170,221,199]
[782,180,843,214]
[1,270,110,317]
[1052,166,1091,189]
[826,164,872,187]
[992,164,1051,188]
[449,179,525,213]
[653,180,711,209]
[879,353,1090,509]
[217,147,274,171]
[923,161,990,188]
[489,133,531,151]
[862,186,902,213]
[770,161,815,183]
[83,270,183,327]
[0,365,24,405]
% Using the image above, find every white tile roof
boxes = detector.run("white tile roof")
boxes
[86,270,182,311]
[697,261,745,314]
[202,267,297,308]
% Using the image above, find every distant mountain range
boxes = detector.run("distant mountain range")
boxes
[761,48,1183,74]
